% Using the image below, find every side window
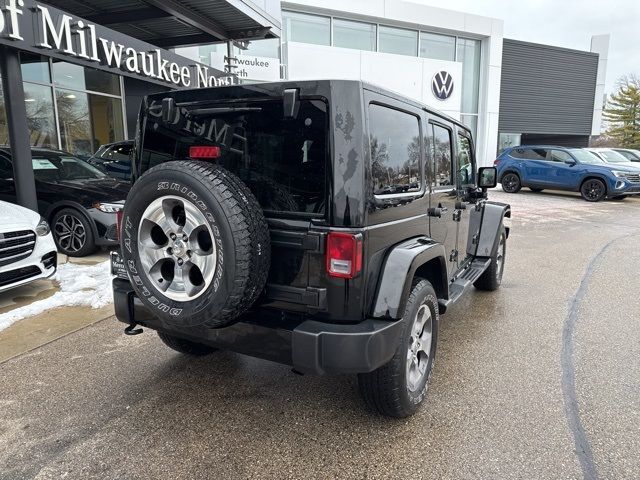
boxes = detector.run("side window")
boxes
[0,156,13,180]
[456,133,475,186]
[525,148,548,161]
[369,103,422,195]
[430,124,453,187]
[549,150,572,162]
[106,145,132,162]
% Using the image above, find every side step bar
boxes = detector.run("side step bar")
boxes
[438,258,491,313]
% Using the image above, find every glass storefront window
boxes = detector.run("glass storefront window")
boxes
[89,94,124,147]
[379,26,418,56]
[242,38,280,58]
[52,60,121,96]
[57,89,93,157]
[420,32,455,61]
[498,133,522,152]
[457,38,481,114]
[24,83,57,148]
[333,19,376,51]
[20,53,51,84]
[283,11,330,46]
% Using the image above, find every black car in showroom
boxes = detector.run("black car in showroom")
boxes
[0,147,130,257]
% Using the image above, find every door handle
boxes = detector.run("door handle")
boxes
[427,207,442,218]
[438,203,448,213]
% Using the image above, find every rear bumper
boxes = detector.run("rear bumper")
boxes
[112,278,403,375]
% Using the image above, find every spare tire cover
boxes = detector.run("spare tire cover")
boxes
[120,160,270,328]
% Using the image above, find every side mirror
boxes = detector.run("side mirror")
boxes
[478,167,497,189]
[564,159,576,166]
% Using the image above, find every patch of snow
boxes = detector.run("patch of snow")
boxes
[0,260,112,332]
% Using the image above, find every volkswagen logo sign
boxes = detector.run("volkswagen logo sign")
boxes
[432,71,454,100]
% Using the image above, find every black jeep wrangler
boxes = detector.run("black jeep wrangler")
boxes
[112,80,509,418]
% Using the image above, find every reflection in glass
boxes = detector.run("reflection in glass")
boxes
[333,19,376,51]
[0,79,8,145]
[457,38,481,114]
[420,33,456,61]
[20,53,51,83]
[283,11,330,46]
[24,83,58,148]
[379,26,418,56]
[52,60,121,95]
[57,89,93,157]
[456,133,475,185]
[431,124,453,187]
[369,104,421,195]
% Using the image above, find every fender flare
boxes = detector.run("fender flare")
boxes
[474,201,511,258]
[371,237,448,320]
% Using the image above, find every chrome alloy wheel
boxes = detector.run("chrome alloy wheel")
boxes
[406,304,434,392]
[138,196,216,301]
[54,214,86,253]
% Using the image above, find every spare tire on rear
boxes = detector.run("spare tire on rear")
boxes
[120,160,270,328]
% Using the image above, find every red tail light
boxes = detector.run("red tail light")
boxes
[326,232,363,279]
[189,145,221,159]
[116,209,124,241]
[493,159,501,166]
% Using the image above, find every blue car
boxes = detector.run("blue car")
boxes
[495,146,640,202]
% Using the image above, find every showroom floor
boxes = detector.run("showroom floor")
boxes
[1,190,639,480]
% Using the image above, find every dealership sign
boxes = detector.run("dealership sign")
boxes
[0,0,234,88]
[432,71,454,100]
[210,52,280,82]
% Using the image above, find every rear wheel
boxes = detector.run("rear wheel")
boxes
[157,331,217,356]
[358,279,439,418]
[501,173,521,193]
[52,208,97,257]
[474,227,506,291]
[580,178,606,202]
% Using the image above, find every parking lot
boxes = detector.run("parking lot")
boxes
[1,189,639,480]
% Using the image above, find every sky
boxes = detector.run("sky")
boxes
[415,0,639,94]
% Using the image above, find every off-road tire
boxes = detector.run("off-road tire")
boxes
[120,161,270,328]
[580,178,606,202]
[51,208,97,257]
[157,331,217,356]
[529,187,543,192]
[501,173,521,193]
[474,226,506,291]
[358,279,439,418]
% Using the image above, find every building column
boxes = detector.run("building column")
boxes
[0,46,38,211]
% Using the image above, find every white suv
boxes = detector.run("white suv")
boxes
[0,200,57,292]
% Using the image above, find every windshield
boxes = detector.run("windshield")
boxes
[593,150,630,163]
[568,149,603,164]
[32,153,107,181]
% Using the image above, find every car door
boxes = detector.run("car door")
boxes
[428,120,457,277]
[544,149,582,190]
[454,128,476,266]
[520,147,552,186]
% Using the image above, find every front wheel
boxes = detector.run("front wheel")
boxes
[51,208,97,257]
[501,173,521,193]
[474,227,506,291]
[580,178,606,202]
[358,279,439,418]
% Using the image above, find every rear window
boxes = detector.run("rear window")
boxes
[140,98,328,215]
[510,147,547,161]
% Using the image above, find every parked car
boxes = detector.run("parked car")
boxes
[495,145,640,201]
[586,147,640,168]
[0,200,57,293]
[0,147,130,257]
[612,148,640,162]
[111,80,510,418]
[87,140,133,181]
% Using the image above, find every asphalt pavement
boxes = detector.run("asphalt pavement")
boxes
[1,189,639,480]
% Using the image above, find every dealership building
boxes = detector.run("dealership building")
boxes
[2,0,609,209]
[179,0,609,167]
